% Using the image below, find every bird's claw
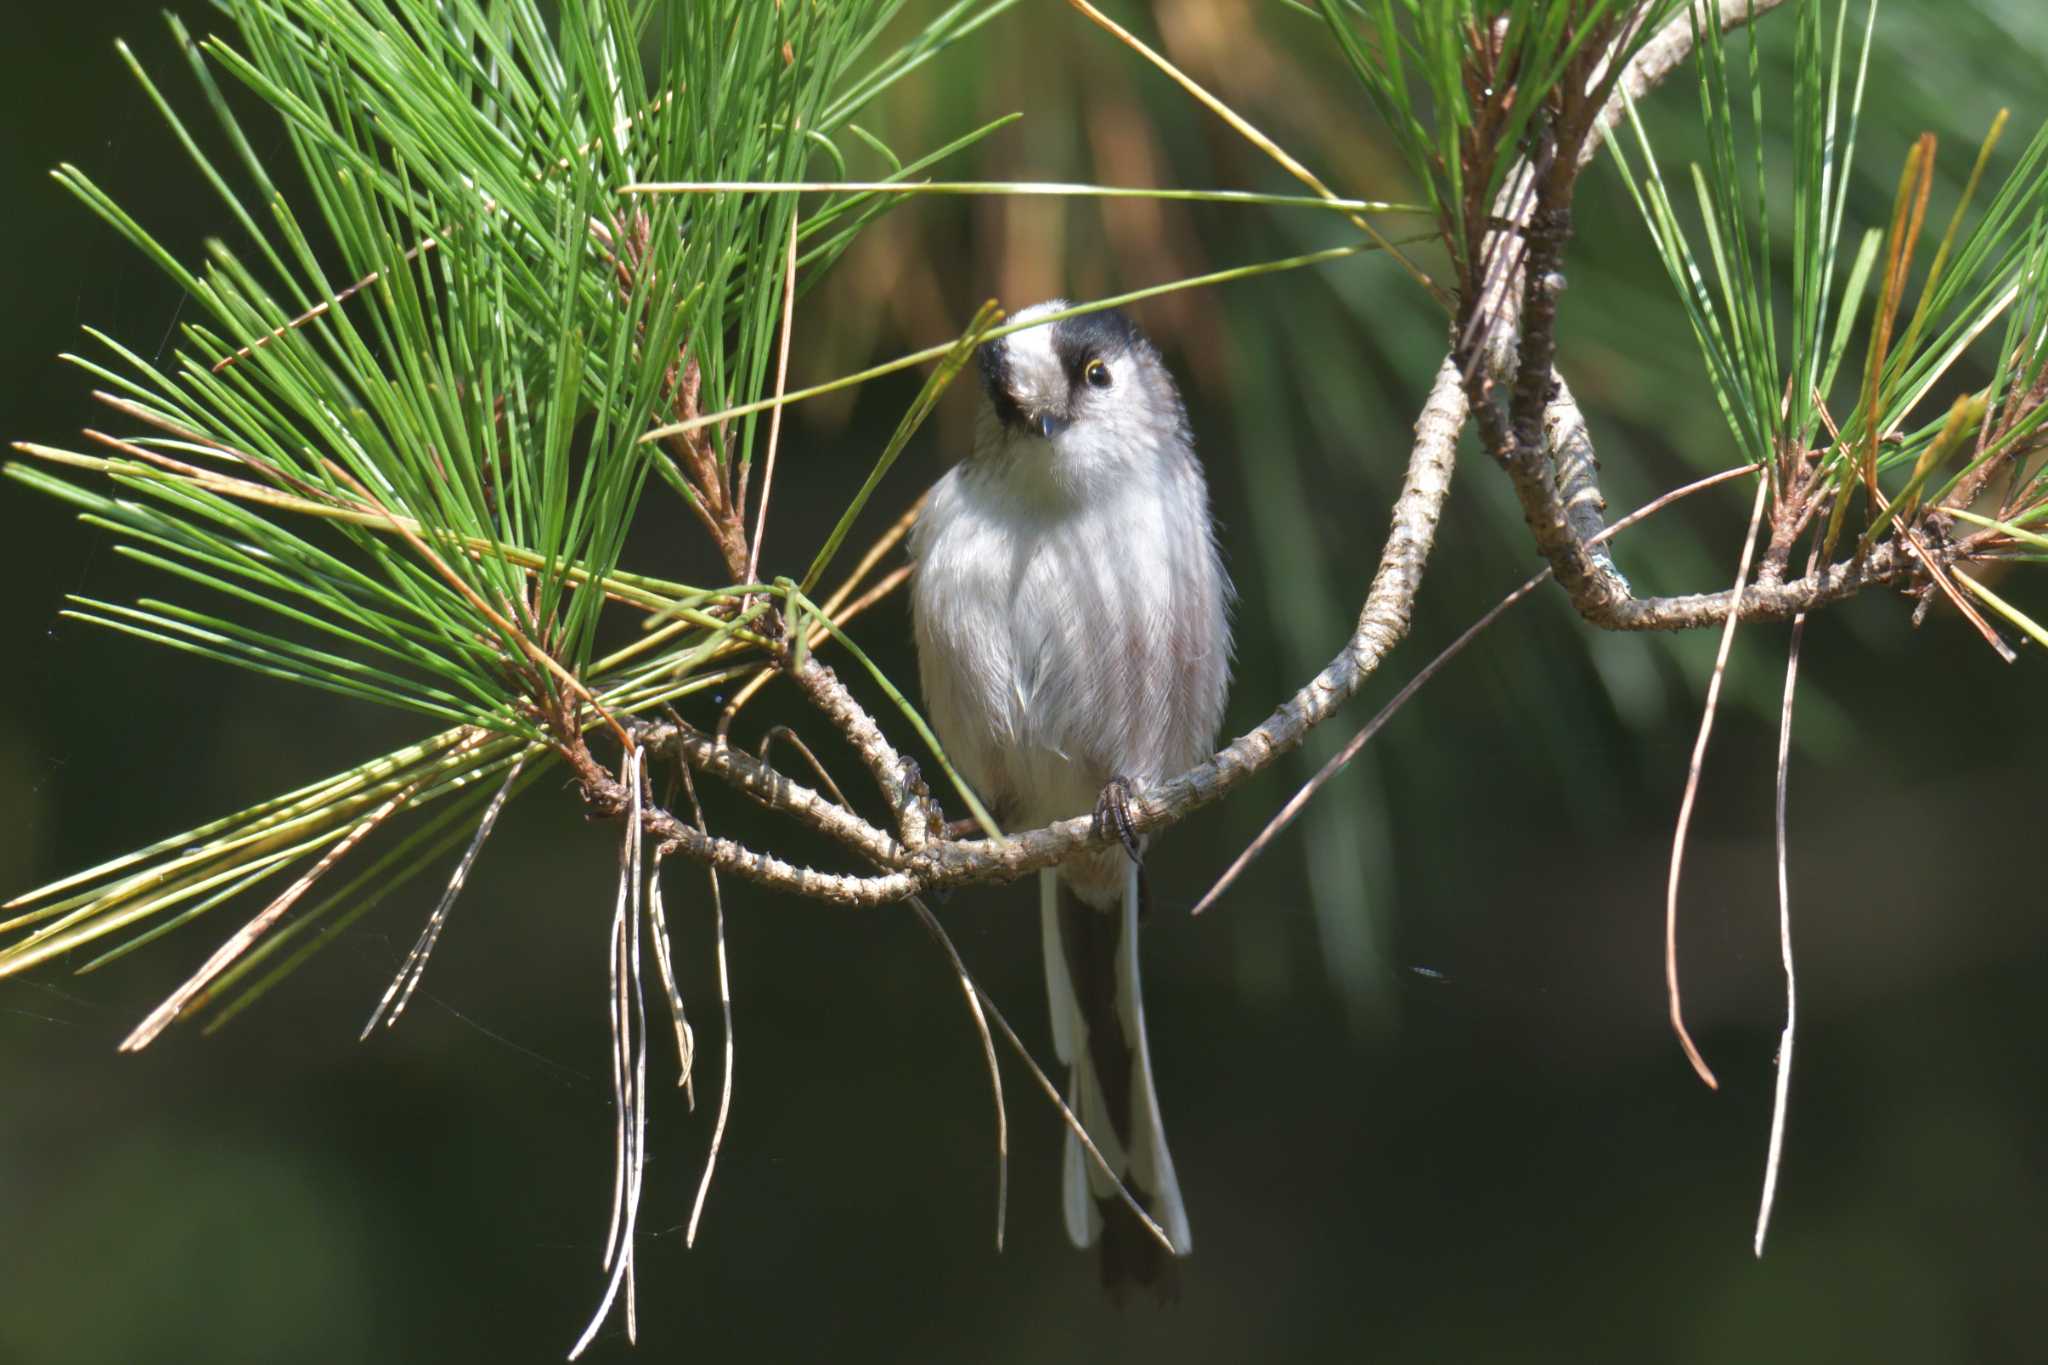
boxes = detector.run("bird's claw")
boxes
[1093,775,1144,864]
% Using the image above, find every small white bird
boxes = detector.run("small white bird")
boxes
[909,300,1232,1292]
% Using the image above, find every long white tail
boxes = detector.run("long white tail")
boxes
[1040,863,1190,1286]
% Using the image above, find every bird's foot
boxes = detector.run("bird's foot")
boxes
[1092,775,1144,864]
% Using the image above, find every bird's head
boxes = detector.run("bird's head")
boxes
[975,300,1183,457]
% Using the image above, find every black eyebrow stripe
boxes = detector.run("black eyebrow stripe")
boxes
[1051,307,1141,374]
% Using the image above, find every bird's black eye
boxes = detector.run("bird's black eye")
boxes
[1083,358,1112,389]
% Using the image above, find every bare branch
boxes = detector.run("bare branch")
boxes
[1597,541,1921,629]
[564,0,1926,914]
[637,717,904,868]
[1462,4,1799,614]
[1459,0,1979,638]
[783,656,935,851]
[559,352,1460,907]
[1190,461,1762,918]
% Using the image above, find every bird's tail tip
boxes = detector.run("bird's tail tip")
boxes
[1043,865,1191,1296]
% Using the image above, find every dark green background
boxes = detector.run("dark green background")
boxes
[4,3,2045,1361]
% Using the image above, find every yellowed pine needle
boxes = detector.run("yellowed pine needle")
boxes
[1665,473,1773,1092]
[118,731,484,1051]
[1862,136,1938,498]
[1953,568,2048,651]
[1828,138,1936,555]
[74,428,326,511]
[643,245,1384,444]
[1,726,486,922]
[833,563,913,628]
[826,494,929,615]
[1897,111,2008,382]
[1863,473,2015,659]
[617,179,1417,215]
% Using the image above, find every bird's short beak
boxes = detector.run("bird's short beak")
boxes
[1036,412,1068,440]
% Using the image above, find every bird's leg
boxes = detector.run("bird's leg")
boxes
[1092,775,1144,865]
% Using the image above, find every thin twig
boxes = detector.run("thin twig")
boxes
[1193,577,1542,918]
[1193,461,1765,916]
[967,975,1174,1257]
[757,725,854,808]
[1599,465,1769,549]
[210,238,440,373]
[360,754,530,1038]
[642,718,903,867]
[1665,472,1773,1091]
[907,896,1009,1253]
[1586,1,1794,164]
[755,727,1008,1249]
